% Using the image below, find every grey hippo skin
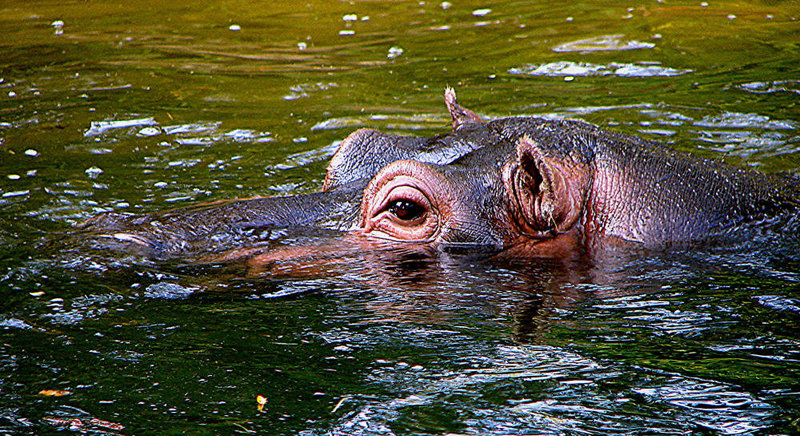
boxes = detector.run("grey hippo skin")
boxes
[79,89,800,259]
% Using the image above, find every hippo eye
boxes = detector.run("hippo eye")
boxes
[361,177,440,242]
[388,199,425,221]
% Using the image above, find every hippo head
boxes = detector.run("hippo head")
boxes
[79,89,798,260]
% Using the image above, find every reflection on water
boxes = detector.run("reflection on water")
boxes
[2,0,800,434]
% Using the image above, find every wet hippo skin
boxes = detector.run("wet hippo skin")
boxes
[78,89,800,259]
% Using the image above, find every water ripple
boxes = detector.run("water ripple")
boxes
[552,34,655,52]
[740,80,800,95]
[509,61,691,78]
[633,377,774,434]
[694,112,797,130]
[319,341,776,435]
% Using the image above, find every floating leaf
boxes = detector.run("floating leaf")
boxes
[256,395,267,412]
[38,389,72,397]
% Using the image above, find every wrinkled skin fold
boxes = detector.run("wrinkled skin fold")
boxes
[77,89,800,261]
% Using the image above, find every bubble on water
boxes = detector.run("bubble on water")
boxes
[472,8,491,16]
[7,174,21,180]
[24,149,39,157]
[51,20,64,35]
[7,91,16,98]
[440,2,451,10]
[297,41,307,51]
[342,14,358,22]
[339,30,355,36]
[153,182,168,188]
[137,126,162,137]
[228,24,241,31]
[84,166,103,179]
[553,34,655,52]
[387,46,404,59]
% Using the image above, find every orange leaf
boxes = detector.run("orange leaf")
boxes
[38,389,72,397]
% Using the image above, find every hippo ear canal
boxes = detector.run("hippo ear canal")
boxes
[504,135,587,238]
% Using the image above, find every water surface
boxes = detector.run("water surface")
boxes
[1,0,799,434]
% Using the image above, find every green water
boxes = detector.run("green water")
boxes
[1,0,799,434]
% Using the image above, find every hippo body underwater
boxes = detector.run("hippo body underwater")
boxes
[80,90,800,259]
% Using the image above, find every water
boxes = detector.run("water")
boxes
[2,0,799,434]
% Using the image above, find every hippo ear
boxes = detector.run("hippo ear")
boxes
[444,87,483,130]
[505,135,587,237]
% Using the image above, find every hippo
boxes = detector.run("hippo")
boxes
[79,89,800,260]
